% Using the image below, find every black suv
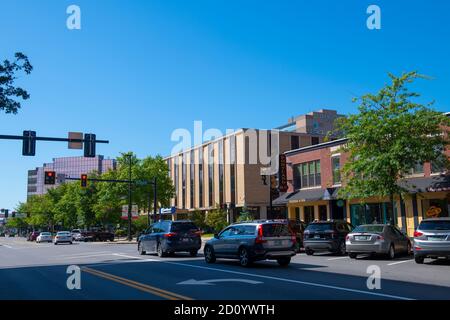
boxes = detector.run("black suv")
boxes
[138,220,202,257]
[303,220,354,255]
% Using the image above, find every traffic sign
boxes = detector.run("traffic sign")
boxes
[68,132,83,149]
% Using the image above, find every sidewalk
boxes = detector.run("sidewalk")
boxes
[102,236,213,245]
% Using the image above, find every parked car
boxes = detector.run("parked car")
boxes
[71,229,86,242]
[288,219,307,252]
[53,231,73,245]
[75,229,114,242]
[346,224,411,259]
[36,232,53,243]
[27,231,40,242]
[204,220,297,267]
[413,218,450,264]
[138,220,202,257]
[303,220,353,256]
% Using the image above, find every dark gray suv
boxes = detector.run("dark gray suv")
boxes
[203,220,297,267]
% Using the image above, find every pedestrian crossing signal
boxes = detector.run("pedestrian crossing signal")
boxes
[44,171,56,185]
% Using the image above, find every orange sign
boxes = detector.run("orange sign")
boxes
[426,206,442,218]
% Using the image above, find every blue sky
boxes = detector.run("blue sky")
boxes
[1,0,449,209]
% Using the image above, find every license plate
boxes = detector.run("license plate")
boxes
[274,240,282,246]
[355,236,369,241]
[181,238,189,242]
[314,235,321,239]
[428,236,445,241]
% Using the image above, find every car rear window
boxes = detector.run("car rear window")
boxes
[419,220,450,231]
[170,222,198,232]
[306,223,334,232]
[262,224,291,237]
[353,225,385,233]
[41,232,51,236]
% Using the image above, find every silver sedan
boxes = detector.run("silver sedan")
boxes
[346,224,411,259]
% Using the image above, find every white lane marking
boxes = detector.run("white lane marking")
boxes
[112,254,413,300]
[327,257,349,261]
[0,244,13,249]
[178,278,263,285]
[58,251,113,257]
[387,260,413,266]
[53,253,121,260]
[113,253,160,261]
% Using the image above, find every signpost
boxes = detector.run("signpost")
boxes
[121,205,139,220]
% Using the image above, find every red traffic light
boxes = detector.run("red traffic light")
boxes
[44,171,56,185]
[81,174,88,187]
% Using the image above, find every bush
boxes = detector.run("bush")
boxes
[236,207,254,222]
[188,211,208,231]
[205,207,228,233]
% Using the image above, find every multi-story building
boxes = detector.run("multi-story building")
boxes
[165,109,343,221]
[274,135,450,237]
[27,156,116,197]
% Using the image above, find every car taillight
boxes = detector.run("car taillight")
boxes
[345,235,350,241]
[164,232,177,238]
[376,235,384,241]
[255,225,267,244]
[414,231,423,238]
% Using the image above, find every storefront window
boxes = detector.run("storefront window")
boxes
[422,198,450,218]
[304,206,314,224]
[319,205,327,221]
[350,203,397,227]
[332,156,341,185]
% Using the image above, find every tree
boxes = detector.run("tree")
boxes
[0,52,33,114]
[336,71,450,219]
[236,206,254,222]
[188,210,208,231]
[205,206,228,233]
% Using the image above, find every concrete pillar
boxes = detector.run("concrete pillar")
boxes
[314,205,319,221]
[300,206,305,221]
[260,206,268,220]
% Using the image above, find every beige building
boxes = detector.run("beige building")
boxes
[165,109,343,221]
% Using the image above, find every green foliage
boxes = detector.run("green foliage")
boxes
[205,206,228,233]
[6,217,28,229]
[0,52,33,114]
[336,71,450,201]
[236,206,254,222]
[132,215,150,234]
[17,152,175,231]
[188,210,208,230]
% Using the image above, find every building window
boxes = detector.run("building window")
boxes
[295,207,300,220]
[332,156,341,185]
[218,140,224,206]
[311,137,320,145]
[291,136,299,150]
[409,162,424,175]
[422,199,450,218]
[297,160,320,188]
[190,150,195,209]
[182,154,187,209]
[230,135,236,205]
[293,164,302,190]
[304,206,314,224]
[208,144,214,207]
[199,148,204,208]
[431,151,447,174]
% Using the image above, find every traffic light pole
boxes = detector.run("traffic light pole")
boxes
[128,155,133,242]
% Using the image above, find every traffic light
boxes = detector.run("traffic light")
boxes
[22,131,36,156]
[81,174,88,188]
[44,171,56,185]
[12,211,16,218]
[4,210,8,219]
[84,134,96,158]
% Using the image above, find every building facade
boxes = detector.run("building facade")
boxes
[27,156,116,197]
[165,109,343,221]
[274,138,450,237]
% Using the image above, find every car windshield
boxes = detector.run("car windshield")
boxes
[170,223,198,232]
[352,225,385,233]
[306,223,334,232]
[262,224,291,237]
[419,220,450,231]
[58,232,70,235]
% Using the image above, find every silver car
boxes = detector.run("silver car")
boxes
[414,218,450,264]
[53,231,73,245]
[36,232,53,243]
[346,224,411,259]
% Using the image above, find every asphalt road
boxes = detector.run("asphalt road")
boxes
[1,237,450,300]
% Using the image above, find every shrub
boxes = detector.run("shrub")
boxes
[205,207,228,233]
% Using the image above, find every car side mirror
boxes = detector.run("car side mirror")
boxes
[214,233,219,239]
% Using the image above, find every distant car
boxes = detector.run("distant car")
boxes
[204,220,297,267]
[413,218,450,264]
[303,220,354,256]
[36,232,53,243]
[71,229,85,242]
[288,219,307,252]
[27,231,40,242]
[346,224,411,259]
[138,220,202,257]
[54,231,73,245]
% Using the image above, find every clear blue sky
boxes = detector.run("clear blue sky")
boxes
[1,0,449,210]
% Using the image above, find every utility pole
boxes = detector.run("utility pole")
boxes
[127,154,132,241]
[153,177,158,223]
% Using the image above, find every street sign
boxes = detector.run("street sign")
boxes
[278,154,288,192]
[57,173,66,184]
[121,205,139,220]
[68,132,83,149]
[160,207,176,215]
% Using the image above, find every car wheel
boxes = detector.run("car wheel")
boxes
[387,244,396,260]
[239,247,252,267]
[349,253,357,259]
[305,249,314,256]
[277,257,291,267]
[406,242,412,256]
[138,242,146,255]
[54,242,58,245]
[204,246,216,263]
[338,242,347,255]
[190,250,198,257]
[70,242,73,245]
[157,242,166,257]
[415,256,425,264]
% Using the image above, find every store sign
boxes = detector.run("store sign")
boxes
[426,206,442,218]
[278,154,288,192]
[121,205,139,220]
